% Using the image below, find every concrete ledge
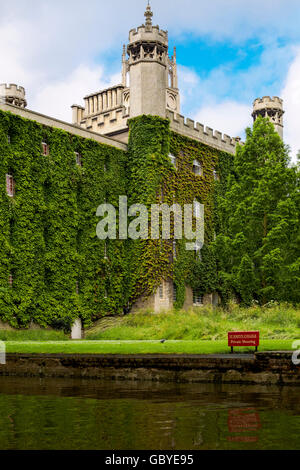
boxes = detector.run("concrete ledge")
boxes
[0,352,299,385]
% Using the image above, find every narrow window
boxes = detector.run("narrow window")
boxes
[6,174,15,197]
[213,169,218,181]
[173,283,177,302]
[8,274,13,287]
[173,240,177,260]
[7,135,11,144]
[75,152,82,167]
[42,142,49,156]
[169,153,176,168]
[193,289,203,306]
[193,160,202,176]
[159,283,164,300]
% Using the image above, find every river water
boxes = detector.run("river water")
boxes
[0,376,299,450]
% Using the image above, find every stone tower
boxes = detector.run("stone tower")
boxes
[71,3,180,140]
[125,2,180,117]
[0,83,27,108]
[252,96,284,139]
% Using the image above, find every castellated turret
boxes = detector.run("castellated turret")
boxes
[0,84,27,108]
[126,3,179,117]
[252,96,284,139]
[71,3,180,140]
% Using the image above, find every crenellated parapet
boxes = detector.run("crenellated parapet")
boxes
[76,105,130,138]
[128,3,168,46]
[253,96,283,110]
[71,84,130,136]
[129,26,168,45]
[167,110,242,155]
[0,83,27,108]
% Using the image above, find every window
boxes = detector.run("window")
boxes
[42,142,49,156]
[172,240,177,260]
[8,274,13,287]
[173,283,177,302]
[75,152,82,167]
[193,160,202,176]
[159,283,164,300]
[169,153,176,168]
[7,135,11,144]
[6,174,15,197]
[193,289,203,306]
[213,169,218,181]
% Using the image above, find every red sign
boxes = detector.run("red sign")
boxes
[228,331,259,347]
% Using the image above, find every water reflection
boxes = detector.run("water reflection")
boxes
[0,377,299,450]
[227,408,261,443]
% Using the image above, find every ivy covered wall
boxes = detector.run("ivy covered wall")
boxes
[127,115,233,309]
[0,110,233,328]
[0,110,127,328]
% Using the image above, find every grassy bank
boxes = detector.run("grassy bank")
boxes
[85,304,300,341]
[0,329,68,342]
[4,339,295,355]
[0,304,299,355]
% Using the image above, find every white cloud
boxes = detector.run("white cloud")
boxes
[32,65,121,122]
[193,101,251,139]
[0,0,299,160]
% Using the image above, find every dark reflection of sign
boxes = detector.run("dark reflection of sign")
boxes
[227,408,261,443]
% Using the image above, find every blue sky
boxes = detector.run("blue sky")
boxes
[1,0,300,159]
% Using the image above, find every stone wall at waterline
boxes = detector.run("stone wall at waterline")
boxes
[0,352,299,386]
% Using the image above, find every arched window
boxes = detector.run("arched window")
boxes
[42,141,49,156]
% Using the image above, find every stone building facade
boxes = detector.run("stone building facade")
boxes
[0,4,284,318]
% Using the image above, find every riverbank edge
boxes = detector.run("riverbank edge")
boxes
[0,351,299,386]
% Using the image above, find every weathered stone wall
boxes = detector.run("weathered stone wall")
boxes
[1,352,299,386]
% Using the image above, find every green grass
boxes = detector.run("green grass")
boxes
[0,304,299,355]
[4,339,295,355]
[85,304,300,341]
[0,329,68,342]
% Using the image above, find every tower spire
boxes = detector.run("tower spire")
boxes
[144,1,153,27]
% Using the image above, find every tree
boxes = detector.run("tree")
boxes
[215,116,300,304]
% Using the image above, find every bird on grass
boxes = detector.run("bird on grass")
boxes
[160,339,166,344]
